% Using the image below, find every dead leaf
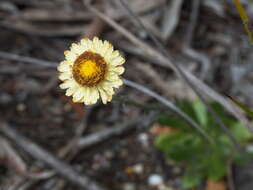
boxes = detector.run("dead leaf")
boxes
[0,137,53,179]
[206,179,227,190]
[150,123,178,136]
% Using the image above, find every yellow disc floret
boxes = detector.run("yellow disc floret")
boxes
[72,51,107,87]
[79,60,98,77]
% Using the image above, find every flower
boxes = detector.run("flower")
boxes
[58,37,125,105]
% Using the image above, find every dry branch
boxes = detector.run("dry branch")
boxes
[0,122,106,190]
[78,114,155,149]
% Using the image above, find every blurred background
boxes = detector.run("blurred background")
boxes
[0,0,253,190]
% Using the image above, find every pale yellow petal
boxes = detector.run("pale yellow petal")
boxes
[110,79,123,88]
[104,49,114,62]
[64,50,77,62]
[70,43,86,56]
[98,87,110,104]
[111,56,125,66]
[103,41,113,58]
[73,88,85,102]
[90,88,99,104]
[107,94,112,102]
[59,80,78,89]
[58,61,71,72]
[99,81,114,95]
[109,66,125,75]
[59,72,72,81]
[83,88,91,105]
[66,86,78,96]
[106,72,120,81]
[93,37,99,45]
[86,39,93,50]
[98,40,110,57]
[93,37,104,54]
[80,38,90,50]
[111,50,120,59]
[85,88,99,104]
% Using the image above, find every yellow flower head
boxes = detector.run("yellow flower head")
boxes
[58,37,125,105]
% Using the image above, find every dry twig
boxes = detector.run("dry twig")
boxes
[0,122,106,190]
[161,0,184,40]
[0,137,53,179]
[78,114,155,149]
[184,0,201,47]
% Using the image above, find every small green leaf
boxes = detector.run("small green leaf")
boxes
[177,100,198,121]
[182,167,203,189]
[231,122,252,142]
[157,114,192,131]
[155,133,203,162]
[193,100,208,126]
[204,152,227,180]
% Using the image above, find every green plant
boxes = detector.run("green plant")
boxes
[155,100,253,189]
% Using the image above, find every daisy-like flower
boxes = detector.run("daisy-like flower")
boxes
[58,37,125,105]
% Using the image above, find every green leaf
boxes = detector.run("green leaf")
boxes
[157,114,192,132]
[231,122,252,142]
[216,136,233,156]
[177,100,198,121]
[182,167,203,189]
[155,133,203,162]
[204,151,227,180]
[193,99,208,126]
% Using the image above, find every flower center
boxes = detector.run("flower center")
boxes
[72,51,107,87]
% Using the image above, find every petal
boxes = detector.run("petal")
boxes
[99,82,114,95]
[106,72,120,81]
[109,66,125,75]
[98,87,110,104]
[83,88,91,105]
[91,88,99,104]
[103,41,113,58]
[59,72,72,81]
[86,39,93,50]
[73,88,85,102]
[64,50,77,62]
[111,50,120,59]
[110,79,123,88]
[93,37,104,54]
[99,40,110,56]
[93,37,99,45]
[84,88,98,105]
[80,38,90,50]
[104,49,114,61]
[70,43,86,56]
[59,80,77,89]
[66,86,78,96]
[110,56,125,66]
[58,61,71,72]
